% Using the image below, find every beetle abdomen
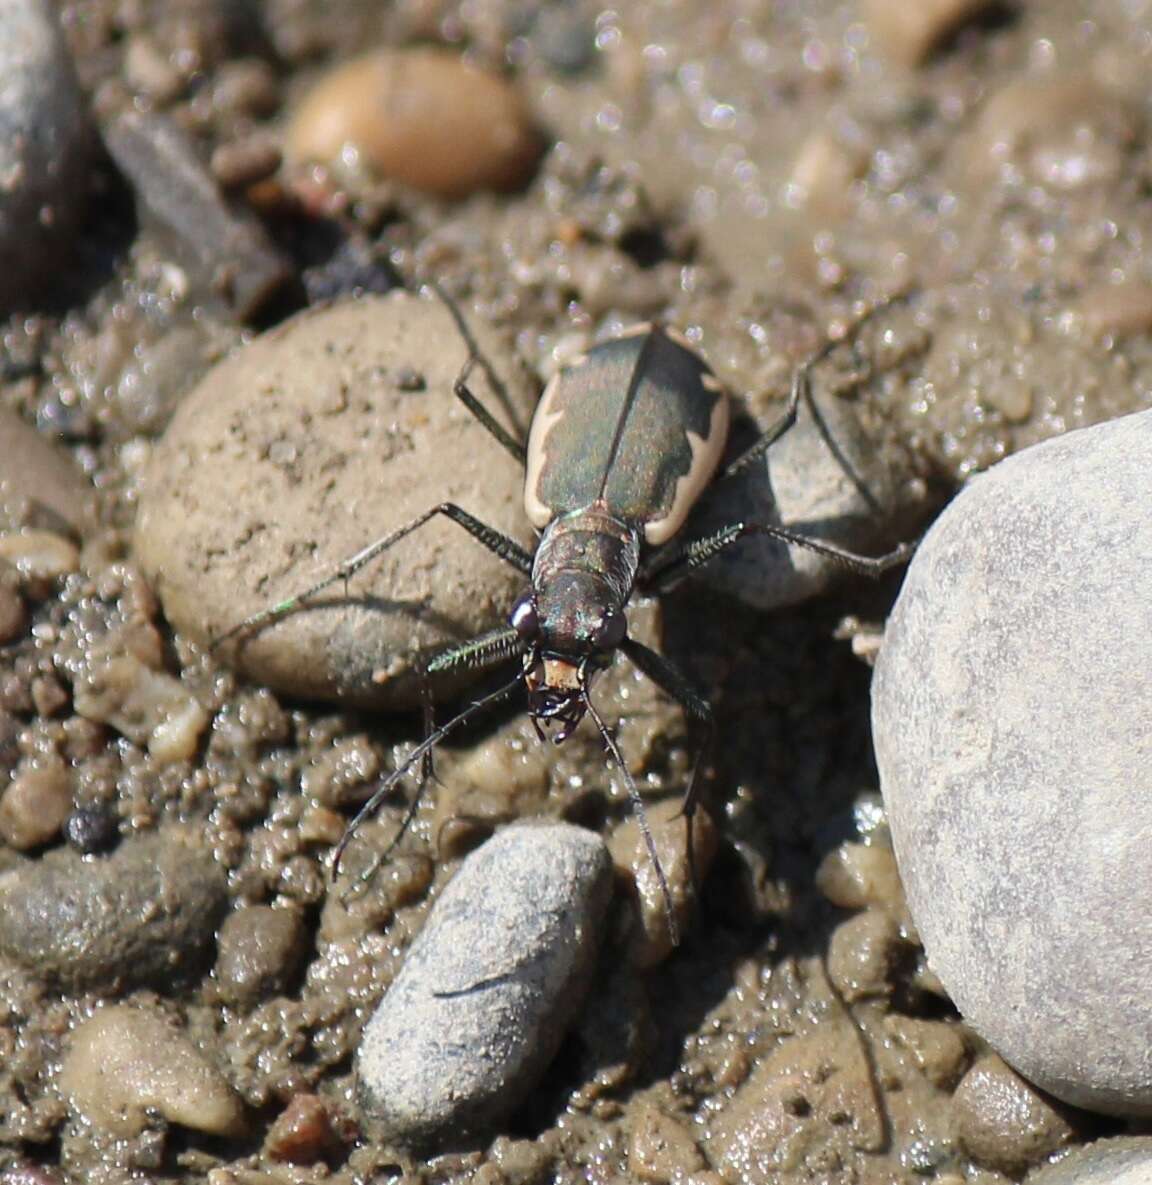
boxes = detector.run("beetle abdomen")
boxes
[524,327,729,545]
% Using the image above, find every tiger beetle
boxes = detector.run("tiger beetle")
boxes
[218,286,915,944]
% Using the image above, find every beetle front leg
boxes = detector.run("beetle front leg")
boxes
[620,637,714,825]
[213,504,533,647]
[641,520,914,595]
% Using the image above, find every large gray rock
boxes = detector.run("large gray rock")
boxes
[1026,1137,1152,1185]
[356,822,613,1148]
[872,410,1152,1117]
[0,0,90,312]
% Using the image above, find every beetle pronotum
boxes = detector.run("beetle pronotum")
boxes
[219,285,914,943]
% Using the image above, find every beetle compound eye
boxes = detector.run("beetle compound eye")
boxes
[510,595,539,638]
[593,610,627,650]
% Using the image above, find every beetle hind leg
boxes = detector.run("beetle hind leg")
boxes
[424,279,529,467]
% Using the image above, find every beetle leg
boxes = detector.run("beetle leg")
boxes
[425,279,529,465]
[717,287,918,491]
[213,503,532,647]
[620,636,716,939]
[340,627,525,898]
[334,654,526,884]
[641,519,915,593]
[620,637,714,819]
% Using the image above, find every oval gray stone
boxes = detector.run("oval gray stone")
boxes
[0,0,90,313]
[356,822,613,1147]
[1026,1137,1152,1185]
[0,826,228,992]
[134,293,536,711]
[872,409,1152,1117]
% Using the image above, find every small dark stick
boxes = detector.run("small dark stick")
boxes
[217,284,917,943]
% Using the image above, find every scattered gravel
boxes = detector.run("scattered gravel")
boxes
[59,1004,246,1139]
[0,409,94,537]
[0,826,227,991]
[356,822,613,1148]
[873,409,1152,1117]
[0,0,91,313]
[135,291,537,711]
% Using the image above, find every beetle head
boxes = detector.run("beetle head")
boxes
[511,582,626,741]
[511,575,627,660]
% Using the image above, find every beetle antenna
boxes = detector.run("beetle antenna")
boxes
[584,685,680,948]
[333,668,526,883]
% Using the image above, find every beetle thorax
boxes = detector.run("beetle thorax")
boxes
[531,509,640,658]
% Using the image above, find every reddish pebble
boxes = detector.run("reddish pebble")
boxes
[265,1093,341,1164]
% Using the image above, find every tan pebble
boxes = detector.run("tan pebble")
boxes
[264,1093,340,1164]
[297,803,345,846]
[134,294,536,712]
[285,47,544,199]
[0,760,71,850]
[0,530,79,586]
[787,129,869,216]
[1077,280,1152,339]
[211,137,283,189]
[59,1005,246,1138]
[72,649,208,763]
[608,798,718,968]
[884,1015,969,1089]
[965,75,1138,186]
[214,904,307,1006]
[826,907,905,1001]
[30,675,68,718]
[0,584,27,644]
[629,1101,705,1182]
[123,34,184,103]
[953,1053,1079,1171]
[863,0,997,66]
[815,840,906,914]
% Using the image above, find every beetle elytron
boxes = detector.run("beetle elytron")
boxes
[220,286,913,942]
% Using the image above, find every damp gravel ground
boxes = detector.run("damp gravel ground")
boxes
[2,1,1152,1183]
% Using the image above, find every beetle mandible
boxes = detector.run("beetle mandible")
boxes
[219,285,914,942]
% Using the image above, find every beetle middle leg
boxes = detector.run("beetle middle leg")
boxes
[641,518,914,595]
[213,503,532,647]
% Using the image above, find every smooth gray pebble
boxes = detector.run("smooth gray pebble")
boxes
[0,826,228,991]
[356,822,613,1147]
[1025,1137,1152,1185]
[0,0,90,312]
